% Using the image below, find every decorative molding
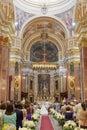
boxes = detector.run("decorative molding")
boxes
[75,1,87,22]
[13,0,75,15]
[0,0,15,22]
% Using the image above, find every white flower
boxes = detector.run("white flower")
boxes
[63,120,77,129]
[19,128,28,130]
[32,113,39,120]
[74,128,79,130]
[23,120,35,128]
[35,109,40,114]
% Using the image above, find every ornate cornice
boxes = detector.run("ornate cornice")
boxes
[10,48,22,55]
[0,0,14,22]
[66,48,79,55]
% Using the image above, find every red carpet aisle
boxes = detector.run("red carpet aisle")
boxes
[40,115,54,130]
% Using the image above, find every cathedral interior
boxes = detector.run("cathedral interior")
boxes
[0,0,87,103]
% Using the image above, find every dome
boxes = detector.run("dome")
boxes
[15,0,73,6]
[13,0,76,15]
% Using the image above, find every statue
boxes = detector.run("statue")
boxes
[43,82,47,95]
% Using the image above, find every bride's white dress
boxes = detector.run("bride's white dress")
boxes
[40,104,48,115]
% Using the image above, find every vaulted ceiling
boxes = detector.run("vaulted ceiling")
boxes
[13,0,77,62]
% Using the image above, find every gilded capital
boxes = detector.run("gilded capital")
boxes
[79,37,87,49]
[0,36,10,47]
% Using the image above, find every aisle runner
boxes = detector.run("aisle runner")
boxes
[40,115,54,130]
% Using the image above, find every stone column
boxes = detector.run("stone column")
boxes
[50,75,55,101]
[10,36,22,102]
[74,62,80,100]
[34,75,38,101]
[74,0,87,101]
[0,36,10,102]
[79,38,87,101]
[27,75,30,98]
[9,61,15,101]
[25,74,28,92]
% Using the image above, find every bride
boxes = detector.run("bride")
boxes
[40,103,48,115]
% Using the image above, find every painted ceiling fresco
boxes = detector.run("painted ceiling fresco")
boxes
[55,8,74,36]
[14,7,34,30]
[30,41,58,62]
[23,20,66,44]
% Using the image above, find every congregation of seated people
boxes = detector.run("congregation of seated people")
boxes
[0,98,87,130]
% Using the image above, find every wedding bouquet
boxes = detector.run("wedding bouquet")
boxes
[63,120,77,130]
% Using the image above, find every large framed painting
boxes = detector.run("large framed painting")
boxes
[38,74,50,95]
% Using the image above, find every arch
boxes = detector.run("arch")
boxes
[23,33,65,61]
[30,40,59,62]
[19,15,70,38]
[20,16,69,62]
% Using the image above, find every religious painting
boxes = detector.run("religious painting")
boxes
[15,62,19,76]
[38,74,50,95]
[70,62,74,75]
[30,40,58,62]
[15,7,34,30]
[23,25,36,38]
[54,23,65,38]
[37,22,52,29]
[55,8,74,36]
[14,62,19,102]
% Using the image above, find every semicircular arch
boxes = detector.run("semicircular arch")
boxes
[19,15,70,39]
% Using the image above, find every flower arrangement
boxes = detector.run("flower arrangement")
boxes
[23,120,35,130]
[32,109,40,122]
[50,108,65,125]
[50,108,57,115]
[63,120,77,130]
[19,128,31,130]
[74,127,86,130]
[32,113,40,121]
[57,114,65,125]
[35,109,40,114]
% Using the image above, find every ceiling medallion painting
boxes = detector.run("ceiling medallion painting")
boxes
[30,41,58,62]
